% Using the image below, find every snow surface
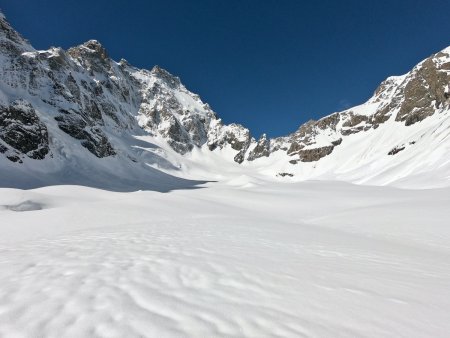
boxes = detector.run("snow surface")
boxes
[1,180,449,337]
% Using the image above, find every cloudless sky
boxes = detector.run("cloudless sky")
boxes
[1,0,449,137]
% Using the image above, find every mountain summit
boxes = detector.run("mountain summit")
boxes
[0,12,449,189]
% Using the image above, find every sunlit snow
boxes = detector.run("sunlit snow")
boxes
[0,180,449,337]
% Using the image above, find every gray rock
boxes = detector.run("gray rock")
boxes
[396,56,450,126]
[247,134,270,161]
[54,113,115,158]
[0,100,49,161]
[388,146,406,156]
[298,145,334,162]
[278,172,294,177]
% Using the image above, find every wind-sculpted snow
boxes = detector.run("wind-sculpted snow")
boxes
[0,182,450,337]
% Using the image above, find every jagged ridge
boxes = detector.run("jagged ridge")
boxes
[0,10,450,188]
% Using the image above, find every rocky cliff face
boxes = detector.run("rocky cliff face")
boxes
[0,12,254,165]
[0,100,49,162]
[270,47,450,164]
[0,11,449,187]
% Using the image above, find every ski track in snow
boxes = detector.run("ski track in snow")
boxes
[0,181,450,337]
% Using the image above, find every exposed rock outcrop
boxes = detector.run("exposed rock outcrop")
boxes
[396,57,450,126]
[0,100,49,162]
[276,48,450,165]
[247,134,270,161]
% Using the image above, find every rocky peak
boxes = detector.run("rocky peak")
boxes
[373,75,404,100]
[206,122,253,163]
[395,49,450,126]
[0,11,33,54]
[67,40,111,73]
[151,65,181,89]
[83,40,109,59]
[247,133,270,161]
[118,58,131,68]
[0,11,21,41]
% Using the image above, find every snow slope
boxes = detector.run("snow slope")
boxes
[1,181,450,337]
[136,105,450,189]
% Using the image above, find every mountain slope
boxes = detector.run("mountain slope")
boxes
[0,11,449,188]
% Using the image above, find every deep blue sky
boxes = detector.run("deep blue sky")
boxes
[1,0,449,137]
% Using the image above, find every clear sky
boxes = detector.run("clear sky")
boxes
[2,0,449,137]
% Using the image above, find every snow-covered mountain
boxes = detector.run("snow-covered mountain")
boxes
[1,11,449,189]
[1,11,450,336]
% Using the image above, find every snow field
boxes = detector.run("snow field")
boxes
[0,181,449,337]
